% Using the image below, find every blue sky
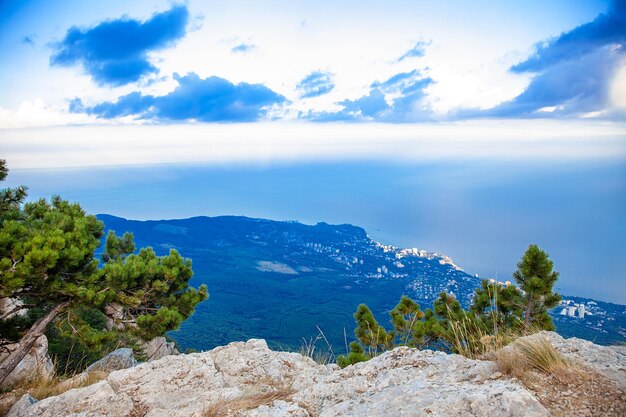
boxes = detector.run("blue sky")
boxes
[0,0,624,125]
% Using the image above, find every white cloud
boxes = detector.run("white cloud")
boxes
[0,99,99,128]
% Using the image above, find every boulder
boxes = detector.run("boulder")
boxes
[85,348,136,373]
[6,394,37,417]
[0,335,54,387]
[141,336,179,361]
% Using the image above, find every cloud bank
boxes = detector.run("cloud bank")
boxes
[50,5,188,86]
[2,121,624,170]
[73,72,286,122]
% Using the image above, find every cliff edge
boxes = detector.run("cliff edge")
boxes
[7,332,626,417]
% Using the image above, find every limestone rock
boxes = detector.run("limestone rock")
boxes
[6,394,37,417]
[141,336,179,361]
[0,335,54,387]
[7,381,134,417]
[13,338,552,417]
[85,348,136,373]
[11,332,625,417]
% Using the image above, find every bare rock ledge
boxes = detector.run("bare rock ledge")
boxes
[8,332,625,417]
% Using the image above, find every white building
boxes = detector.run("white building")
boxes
[578,304,585,319]
[567,306,577,317]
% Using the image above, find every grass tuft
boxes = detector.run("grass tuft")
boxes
[203,378,295,417]
[515,337,572,381]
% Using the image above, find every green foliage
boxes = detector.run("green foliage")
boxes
[470,280,525,332]
[338,244,562,365]
[102,230,135,263]
[46,307,118,376]
[100,243,208,340]
[0,161,208,378]
[353,304,394,354]
[336,341,368,368]
[0,196,103,301]
[340,295,450,366]
[0,159,27,216]
[513,244,561,331]
[389,295,423,345]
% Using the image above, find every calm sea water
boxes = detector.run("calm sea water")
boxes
[6,159,626,304]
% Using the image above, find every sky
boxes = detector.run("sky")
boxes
[0,1,625,303]
[0,0,625,124]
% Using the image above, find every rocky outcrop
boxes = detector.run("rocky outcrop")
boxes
[85,348,136,373]
[141,336,179,361]
[0,335,54,387]
[8,332,625,417]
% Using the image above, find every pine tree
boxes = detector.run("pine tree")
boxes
[513,244,561,331]
[353,304,394,354]
[0,161,208,386]
[389,295,424,347]
[470,280,525,333]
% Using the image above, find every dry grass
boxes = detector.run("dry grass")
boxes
[515,337,572,382]
[495,348,530,380]
[496,336,588,386]
[492,337,626,416]
[299,326,336,365]
[19,371,108,399]
[496,339,626,417]
[203,379,295,417]
[447,312,521,359]
[0,371,108,416]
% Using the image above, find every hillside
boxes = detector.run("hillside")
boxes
[97,215,626,350]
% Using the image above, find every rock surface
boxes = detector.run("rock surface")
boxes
[6,394,37,417]
[8,332,625,417]
[141,336,179,361]
[0,335,54,387]
[0,298,27,319]
[85,348,136,373]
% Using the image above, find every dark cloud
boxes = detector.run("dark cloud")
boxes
[469,0,626,119]
[231,43,256,53]
[479,47,618,118]
[397,41,427,62]
[297,71,335,98]
[50,5,189,86]
[512,0,626,73]
[72,72,286,122]
[309,70,433,122]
